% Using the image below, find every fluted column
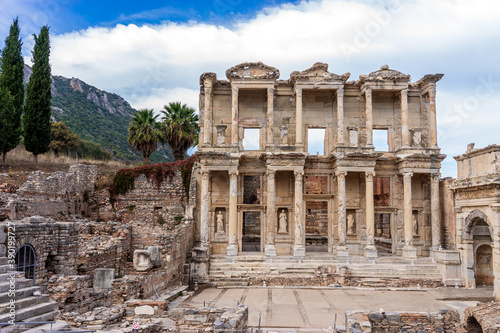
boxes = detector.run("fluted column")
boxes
[429,88,438,147]
[200,170,210,247]
[295,88,303,145]
[365,88,373,146]
[365,171,377,257]
[231,86,239,146]
[431,173,441,251]
[265,170,277,256]
[267,87,275,146]
[402,172,417,258]
[203,82,213,146]
[227,170,239,256]
[401,88,409,147]
[293,170,305,256]
[336,171,348,257]
[337,87,345,146]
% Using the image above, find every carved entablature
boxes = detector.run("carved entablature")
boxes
[263,152,306,168]
[225,62,280,81]
[289,62,350,84]
[199,72,217,85]
[358,65,411,84]
[415,74,444,89]
[396,153,446,172]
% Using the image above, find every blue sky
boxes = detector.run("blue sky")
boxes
[1,0,499,176]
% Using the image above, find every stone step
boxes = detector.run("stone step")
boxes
[0,295,51,315]
[0,310,59,333]
[0,301,58,323]
[0,286,39,304]
[0,278,33,293]
[0,265,11,274]
[0,258,9,266]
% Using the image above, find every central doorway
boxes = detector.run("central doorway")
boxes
[475,244,493,286]
[305,201,328,253]
[242,211,261,252]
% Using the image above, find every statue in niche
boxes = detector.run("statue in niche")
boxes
[278,209,287,233]
[347,214,356,234]
[412,214,418,235]
[216,211,225,234]
[280,126,288,145]
[412,130,421,147]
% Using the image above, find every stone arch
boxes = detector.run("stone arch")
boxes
[15,234,43,260]
[462,210,492,241]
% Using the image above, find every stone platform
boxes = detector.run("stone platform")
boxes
[208,254,445,288]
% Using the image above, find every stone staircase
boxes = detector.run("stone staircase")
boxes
[208,254,445,288]
[0,256,60,333]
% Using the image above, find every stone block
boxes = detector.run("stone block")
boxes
[135,305,155,316]
[185,314,207,322]
[146,246,162,266]
[93,268,115,289]
[133,250,153,272]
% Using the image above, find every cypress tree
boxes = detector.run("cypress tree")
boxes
[0,88,16,156]
[23,26,51,164]
[0,18,24,164]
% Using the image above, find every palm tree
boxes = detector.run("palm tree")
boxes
[127,109,160,165]
[160,102,199,161]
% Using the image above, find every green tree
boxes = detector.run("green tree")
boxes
[159,102,199,161]
[0,88,16,157]
[0,18,24,164]
[23,26,52,164]
[127,109,160,165]
[49,121,79,156]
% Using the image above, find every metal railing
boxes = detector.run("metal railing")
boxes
[0,321,96,333]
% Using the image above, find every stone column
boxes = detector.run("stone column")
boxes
[203,81,213,146]
[365,88,373,146]
[295,87,303,145]
[429,88,438,147]
[365,171,377,258]
[430,173,441,251]
[267,87,275,146]
[402,172,417,258]
[293,170,305,256]
[227,170,239,256]
[200,170,210,247]
[265,170,277,256]
[337,87,345,146]
[231,86,239,146]
[401,88,410,147]
[336,171,348,257]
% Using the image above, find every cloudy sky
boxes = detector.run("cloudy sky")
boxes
[1,0,499,176]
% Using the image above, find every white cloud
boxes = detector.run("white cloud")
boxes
[39,0,500,177]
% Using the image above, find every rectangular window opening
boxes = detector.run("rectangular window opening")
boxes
[308,128,326,155]
[243,128,260,150]
[373,129,389,151]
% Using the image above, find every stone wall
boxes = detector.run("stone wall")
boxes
[0,217,79,284]
[346,309,460,332]
[168,305,248,331]
[459,302,500,333]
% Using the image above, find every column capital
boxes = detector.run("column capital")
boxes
[365,87,372,97]
[231,86,239,94]
[266,169,276,177]
[295,87,302,97]
[267,86,275,94]
[201,169,210,180]
[204,81,214,90]
[400,88,408,95]
[335,171,347,180]
[229,170,239,178]
[431,173,441,183]
[428,87,436,98]
[402,172,413,182]
[365,171,376,180]
[294,169,304,178]
[337,87,344,97]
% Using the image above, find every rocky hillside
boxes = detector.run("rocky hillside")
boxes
[21,65,174,163]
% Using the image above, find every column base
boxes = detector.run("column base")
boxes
[293,245,305,257]
[364,245,378,258]
[226,243,238,256]
[265,244,277,257]
[336,245,349,258]
[402,245,417,259]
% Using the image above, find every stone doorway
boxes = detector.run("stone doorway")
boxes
[16,244,36,285]
[374,213,392,253]
[242,211,261,252]
[475,244,493,286]
[305,201,328,253]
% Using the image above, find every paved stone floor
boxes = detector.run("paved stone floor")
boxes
[184,287,494,329]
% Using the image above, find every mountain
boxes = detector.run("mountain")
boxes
[21,65,174,163]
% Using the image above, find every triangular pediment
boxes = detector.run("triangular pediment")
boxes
[290,62,350,83]
[225,62,279,80]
